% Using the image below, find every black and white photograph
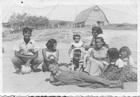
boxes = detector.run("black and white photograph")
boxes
[1,0,139,95]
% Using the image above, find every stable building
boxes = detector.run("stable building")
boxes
[74,5,109,28]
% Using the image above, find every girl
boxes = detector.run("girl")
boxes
[119,46,137,81]
[68,34,83,55]
[119,46,135,67]
[42,39,59,72]
[101,48,137,82]
[48,61,123,89]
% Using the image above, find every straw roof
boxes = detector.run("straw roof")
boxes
[74,5,109,24]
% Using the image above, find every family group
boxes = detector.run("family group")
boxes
[11,26,137,89]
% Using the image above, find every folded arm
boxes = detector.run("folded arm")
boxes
[14,51,37,60]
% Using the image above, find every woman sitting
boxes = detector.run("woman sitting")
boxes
[85,26,109,51]
[84,37,109,76]
[42,39,59,72]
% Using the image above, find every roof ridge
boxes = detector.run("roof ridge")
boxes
[74,5,108,24]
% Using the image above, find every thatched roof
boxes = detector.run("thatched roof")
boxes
[74,5,109,24]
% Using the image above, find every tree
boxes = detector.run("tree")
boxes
[8,13,50,30]
[8,13,28,30]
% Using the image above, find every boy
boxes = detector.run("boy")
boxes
[11,27,43,74]
[69,48,85,71]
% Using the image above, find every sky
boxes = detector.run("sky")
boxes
[1,0,137,24]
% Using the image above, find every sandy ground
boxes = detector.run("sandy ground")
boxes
[2,29,137,93]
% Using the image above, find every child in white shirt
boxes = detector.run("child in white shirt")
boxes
[119,46,135,67]
[101,48,137,82]
[68,34,83,54]
[68,34,85,71]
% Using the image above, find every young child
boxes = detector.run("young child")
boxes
[119,46,137,81]
[101,48,137,82]
[68,34,83,54]
[48,61,123,89]
[68,34,85,71]
[119,46,135,67]
[69,48,85,71]
[100,48,123,79]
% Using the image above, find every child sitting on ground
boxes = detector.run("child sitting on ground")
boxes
[68,34,85,71]
[100,48,123,79]
[100,48,137,82]
[69,48,85,71]
[119,46,137,81]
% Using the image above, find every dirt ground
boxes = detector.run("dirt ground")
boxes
[2,28,137,93]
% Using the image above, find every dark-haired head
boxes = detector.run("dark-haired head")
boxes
[73,49,82,59]
[23,27,32,35]
[119,46,131,59]
[95,37,105,49]
[22,27,33,39]
[92,26,103,37]
[48,60,59,74]
[73,34,81,43]
[107,48,119,61]
[73,34,81,40]
[46,39,57,51]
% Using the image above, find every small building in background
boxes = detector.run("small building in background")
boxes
[73,5,109,28]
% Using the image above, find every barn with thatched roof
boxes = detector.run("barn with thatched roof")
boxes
[74,5,109,28]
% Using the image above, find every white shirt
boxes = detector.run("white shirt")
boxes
[13,39,39,55]
[71,41,83,48]
[115,58,125,68]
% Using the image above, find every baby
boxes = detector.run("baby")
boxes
[69,48,85,71]
[68,34,83,55]
[68,34,85,71]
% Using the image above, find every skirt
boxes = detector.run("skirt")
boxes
[100,65,137,82]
